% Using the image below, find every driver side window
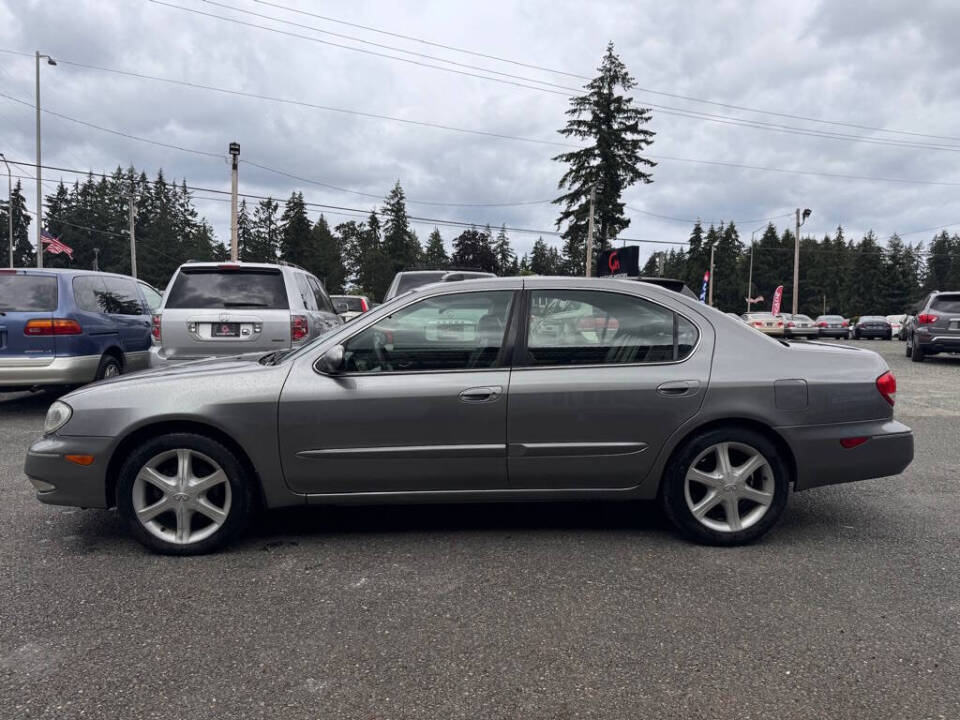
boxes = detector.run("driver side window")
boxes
[342,291,514,374]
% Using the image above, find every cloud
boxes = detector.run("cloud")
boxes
[1,0,959,267]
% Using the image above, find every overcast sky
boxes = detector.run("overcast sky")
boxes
[2,0,960,266]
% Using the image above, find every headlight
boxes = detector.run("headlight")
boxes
[43,401,73,435]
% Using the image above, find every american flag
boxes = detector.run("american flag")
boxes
[41,230,74,259]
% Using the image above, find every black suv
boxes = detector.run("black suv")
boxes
[905,291,960,362]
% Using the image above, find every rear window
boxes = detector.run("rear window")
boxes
[165,268,289,310]
[931,294,960,313]
[335,296,364,311]
[0,274,58,312]
[395,272,446,295]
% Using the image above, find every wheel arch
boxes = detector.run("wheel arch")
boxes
[105,419,265,509]
[655,417,798,494]
[100,345,125,369]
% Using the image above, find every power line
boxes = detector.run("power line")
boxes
[627,206,795,226]
[6,46,960,187]
[255,0,960,144]
[154,2,960,155]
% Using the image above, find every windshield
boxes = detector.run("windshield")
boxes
[860,316,886,322]
[0,274,58,312]
[165,268,289,309]
[333,296,365,311]
[395,272,446,295]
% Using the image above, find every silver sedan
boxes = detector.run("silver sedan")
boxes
[24,277,914,554]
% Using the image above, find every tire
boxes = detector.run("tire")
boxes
[911,337,924,363]
[94,353,122,381]
[116,433,255,555]
[660,427,790,546]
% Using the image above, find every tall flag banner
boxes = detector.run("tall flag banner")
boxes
[699,271,710,303]
[41,231,74,259]
[771,285,784,315]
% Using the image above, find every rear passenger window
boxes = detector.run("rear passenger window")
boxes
[295,274,318,311]
[307,276,335,313]
[101,276,145,315]
[73,276,109,313]
[526,290,698,366]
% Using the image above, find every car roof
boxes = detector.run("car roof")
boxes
[178,261,295,271]
[9,267,140,280]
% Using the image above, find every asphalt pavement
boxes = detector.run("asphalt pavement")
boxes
[1,339,958,719]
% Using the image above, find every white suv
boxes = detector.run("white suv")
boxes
[150,261,342,366]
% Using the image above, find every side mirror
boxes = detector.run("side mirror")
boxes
[334,301,349,314]
[316,344,345,374]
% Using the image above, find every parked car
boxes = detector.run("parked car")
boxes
[815,315,849,338]
[905,291,960,362]
[330,295,370,322]
[150,261,342,366]
[0,268,156,392]
[782,313,818,339]
[383,270,497,301]
[741,312,784,336]
[853,316,893,340]
[885,314,907,338]
[899,313,914,341]
[25,277,913,554]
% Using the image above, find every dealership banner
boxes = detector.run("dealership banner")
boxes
[771,285,784,315]
[699,271,710,303]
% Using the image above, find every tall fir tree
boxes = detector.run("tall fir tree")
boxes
[493,224,515,276]
[311,214,347,293]
[422,227,449,267]
[381,181,421,274]
[250,197,280,264]
[553,42,655,273]
[279,192,315,271]
[2,181,34,267]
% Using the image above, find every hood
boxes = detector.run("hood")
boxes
[65,353,269,399]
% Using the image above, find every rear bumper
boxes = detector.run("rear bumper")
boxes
[818,329,849,338]
[916,334,960,353]
[778,419,913,491]
[785,328,818,337]
[24,434,115,508]
[0,355,100,390]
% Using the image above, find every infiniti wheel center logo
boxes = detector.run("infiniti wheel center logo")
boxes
[173,492,190,503]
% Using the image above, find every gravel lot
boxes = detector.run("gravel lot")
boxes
[1,339,958,719]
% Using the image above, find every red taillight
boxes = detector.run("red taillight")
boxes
[842,320,849,327]
[0,269,16,274]
[360,297,369,313]
[217,263,240,270]
[291,314,308,342]
[917,313,939,325]
[787,321,795,328]
[151,314,162,342]
[24,318,83,335]
[876,371,896,406]
[840,437,869,449]
[817,322,826,327]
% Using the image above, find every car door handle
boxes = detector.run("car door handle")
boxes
[657,380,700,397]
[459,386,503,403]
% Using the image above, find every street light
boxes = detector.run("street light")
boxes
[35,51,56,268]
[793,208,811,314]
[0,152,11,268]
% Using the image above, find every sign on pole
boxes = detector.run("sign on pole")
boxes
[771,285,784,315]
[699,271,710,303]
[596,246,640,277]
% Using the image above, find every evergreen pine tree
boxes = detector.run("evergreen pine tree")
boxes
[493,224,514,276]
[2,181,34,267]
[381,181,421,273]
[553,42,655,273]
[279,192,315,270]
[311,214,346,293]
[422,227,449,267]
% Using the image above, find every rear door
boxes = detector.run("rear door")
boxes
[101,275,152,370]
[0,271,59,370]
[507,286,711,489]
[160,266,292,359]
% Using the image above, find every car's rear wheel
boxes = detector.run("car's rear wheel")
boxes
[116,433,254,555]
[661,428,789,546]
[95,353,122,381]
[911,337,925,363]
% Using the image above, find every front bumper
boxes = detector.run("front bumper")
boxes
[24,434,115,508]
[856,329,891,338]
[0,355,100,390]
[778,419,913,491]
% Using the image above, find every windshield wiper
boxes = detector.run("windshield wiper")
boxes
[258,349,293,365]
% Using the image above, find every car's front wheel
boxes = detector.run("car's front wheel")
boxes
[660,428,789,546]
[116,433,255,555]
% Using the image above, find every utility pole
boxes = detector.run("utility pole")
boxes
[128,186,137,278]
[746,243,754,314]
[1,153,11,268]
[229,142,240,261]
[793,208,811,314]
[584,184,596,277]
[823,294,826,315]
[708,241,715,306]
[92,247,99,271]
[35,52,56,268]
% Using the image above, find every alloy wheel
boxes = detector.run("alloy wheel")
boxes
[131,448,232,545]
[103,363,120,378]
[683,441,775,533]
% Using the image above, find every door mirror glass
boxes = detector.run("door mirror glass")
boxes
[316,344,345,374]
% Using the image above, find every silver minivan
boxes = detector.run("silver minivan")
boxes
[150,262,342,366]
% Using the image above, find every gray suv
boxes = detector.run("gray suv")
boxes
[905,291,960,362]
[150,262,342,366]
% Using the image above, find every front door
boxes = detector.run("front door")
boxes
[278,288,518,494]
[507,287,711,489]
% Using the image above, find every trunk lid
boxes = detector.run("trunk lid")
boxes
[159,266,292,359]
